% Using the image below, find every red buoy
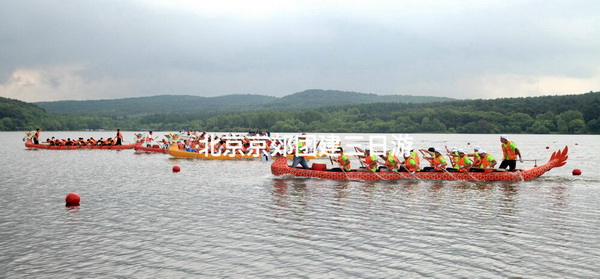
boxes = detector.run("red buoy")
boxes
[546,146,550,149]
[65,193,80,206]
[173,165,181,173]
[572,169,582,176]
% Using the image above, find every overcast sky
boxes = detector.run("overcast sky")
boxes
[1,0,599,102]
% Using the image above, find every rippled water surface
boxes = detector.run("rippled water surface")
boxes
[1,132,599,278]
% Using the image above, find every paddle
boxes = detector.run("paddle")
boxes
[330,153,353,180]
[336,157,352,180]
[353,152,367,168]
[398,163,420,180]
[356,157,385,180]
[440,166,457,180]
[458,167,479,181]
[419,149,435,166]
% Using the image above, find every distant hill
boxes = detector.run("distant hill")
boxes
[34,90,454,116]
[0,96,47,130]
[262,89,454,110]
[34,94,278,116]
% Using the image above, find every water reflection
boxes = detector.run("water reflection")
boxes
[333,181,350,201]
[270,178,309,217]
[499,183,519,216]
[549,185,568,209]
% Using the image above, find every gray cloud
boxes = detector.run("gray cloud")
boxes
[1,0,599,102]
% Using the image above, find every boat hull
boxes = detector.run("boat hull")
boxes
[134,142,169,154]
[25,139,136,150]
[271,146,569,181]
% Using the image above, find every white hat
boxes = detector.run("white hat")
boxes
[457,149,465,153]
[403,151,411,157]
[451,147,457,152]
[365,147,370,151]
[474,146,481,150]
[501,135,508,139]
[478,150,486,154]
[434,148,442,153]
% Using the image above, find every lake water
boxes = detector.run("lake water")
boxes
[1,131,599,278]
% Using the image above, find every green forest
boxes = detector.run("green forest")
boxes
[2,90,600,134]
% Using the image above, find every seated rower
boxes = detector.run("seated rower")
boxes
[409,149,421,171]
[471,150,498,172]
[446,146,460,170]
[399,151,418,173]
[357,147,379,172]
[381,150,400,172]
[334,147,352,172]
[161,139,170,150]
[456,149,473,172]
[421,148,447,172]
[467,146,482,168]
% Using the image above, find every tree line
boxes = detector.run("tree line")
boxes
[2,91,599,134]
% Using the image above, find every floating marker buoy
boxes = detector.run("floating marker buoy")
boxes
[173,165,181,173]
[575,143,578,145]
[467,142,470,145]
[572,169,582,176]
[546,146,549,149]
[65,193,80,206]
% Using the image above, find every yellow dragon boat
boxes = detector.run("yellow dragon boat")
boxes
[168,144,326,160]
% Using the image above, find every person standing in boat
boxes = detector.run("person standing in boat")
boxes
[115,129,123,145]
[499,136,522,171]
[291,134,310,169]
[33,128,41,144]
[145,131,154,147]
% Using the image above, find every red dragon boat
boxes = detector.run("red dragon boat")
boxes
[271,146,568,181]
[25,139,136,150]
[133,142,169,154]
